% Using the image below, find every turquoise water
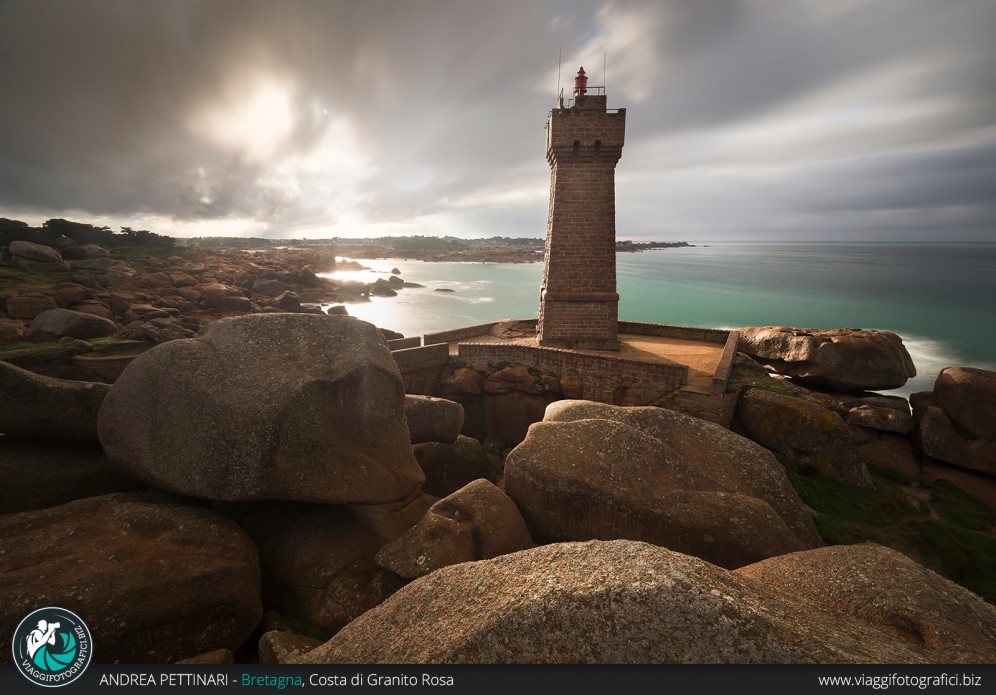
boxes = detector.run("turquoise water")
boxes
[320,243,996,397]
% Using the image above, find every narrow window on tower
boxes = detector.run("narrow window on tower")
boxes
[594,140,602,158]
[572,140,580,159]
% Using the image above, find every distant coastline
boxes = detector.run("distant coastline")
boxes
[335,239,693,264]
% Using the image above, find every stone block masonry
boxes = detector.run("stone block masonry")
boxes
[539,93,626,350]
[424,322,510,346]
[391,342,450,395]
[617,321,730,344]
[457,342,687,407]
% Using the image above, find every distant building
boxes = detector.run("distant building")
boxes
[538,67,626,351]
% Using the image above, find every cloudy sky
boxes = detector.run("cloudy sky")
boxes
[1,0,994,241]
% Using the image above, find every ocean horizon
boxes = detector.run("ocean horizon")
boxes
[319,241,996,398]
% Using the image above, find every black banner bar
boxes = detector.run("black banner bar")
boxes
[1,663,993,695]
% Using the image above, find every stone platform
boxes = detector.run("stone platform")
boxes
[391,319,740,423]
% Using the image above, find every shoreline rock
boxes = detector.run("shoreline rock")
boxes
[739,326,915,391]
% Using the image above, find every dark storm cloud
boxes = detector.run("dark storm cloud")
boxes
[0,0,993,240]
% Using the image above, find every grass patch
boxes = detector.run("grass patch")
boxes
[728,354,798,397]
[930,480,994,532]
[0,267,74,290]
[0,341,61,361]
[0,337,152,371]
[784,459,925,544]
[876,519,996,603]
[782,457,996,604]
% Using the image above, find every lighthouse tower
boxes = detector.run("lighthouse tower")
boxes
[538,67,626,350]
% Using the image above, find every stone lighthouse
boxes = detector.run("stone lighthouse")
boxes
[538,66,626,350]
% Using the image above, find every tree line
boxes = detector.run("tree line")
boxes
[0,218,175,250]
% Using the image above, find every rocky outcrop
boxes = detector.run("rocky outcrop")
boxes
[854,434,921,482]
[404,395,464,444]
[737,388,873,489]
[175,649,236,664]
[43,282,88,309]
[921,461,996,515]
[347,490,438,541]
[736,544,996,663]
[8,240,69,271]
[439,360,564,447]
[82,244,109,257]
[5,293,59,320]
[544,400,822,548]
[440,366,484,395]
[98,314,424,503]
[121,316,196,344]
[738,326,915,391]
[0,361,109,440]
[0,436,146,514]
[504,415,811,568]
[299,540,927,664]
[933,367,996,441]
[228,502,400,635]
[0,318,25,340]
[913,367,996,476]
[273,290,301,312]
[412,435,498,498]
[197,282,252,312]
[27,307,118,340]
[845,398,913,435]
[914,403,969,464]
[258,631,322,665]
[375,480,533,579]
[0,493,261,663]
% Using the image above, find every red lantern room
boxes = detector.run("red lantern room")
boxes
[573,66,588,97]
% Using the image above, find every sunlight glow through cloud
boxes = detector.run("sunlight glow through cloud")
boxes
[190,75,297,163]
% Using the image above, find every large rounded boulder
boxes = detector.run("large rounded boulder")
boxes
[543,400,822,548]
[933,367,996,440]
[8,240,69,271]
[924,367,996,476]
[739,326,915,391]
[375,479,533,579]
[27,308,117,340]
[504,414,810,569]
[227,502,401,635]
[299,540,925,664]
[0,361,109,440]
[98,314,424,503]
[736,544,996,663]
[404,395,464,444]
[737,388,873,489]
[0,493,261,663]
[0,436,146,514]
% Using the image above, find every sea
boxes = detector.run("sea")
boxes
[318,242,996,398]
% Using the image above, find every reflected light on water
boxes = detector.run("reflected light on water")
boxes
[321,268,385,284]
[313,257,545,339]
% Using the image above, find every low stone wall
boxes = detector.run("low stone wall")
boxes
[457,342,687,406]
[617,321,730,344]
[391,343,450,395]
[712,330,740,395]
[424,323,502,346]
[423,319,537,346]
[386,336,421,350]
[391,343,449,372]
